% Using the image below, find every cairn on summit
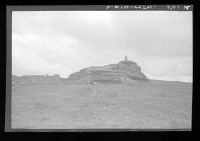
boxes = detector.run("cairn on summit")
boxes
[68,56,149,84]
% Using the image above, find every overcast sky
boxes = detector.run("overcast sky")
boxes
[12,11,192,82]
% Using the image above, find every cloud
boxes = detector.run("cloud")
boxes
[12,11,192,82]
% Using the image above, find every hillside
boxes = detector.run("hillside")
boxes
[12,80,192,129]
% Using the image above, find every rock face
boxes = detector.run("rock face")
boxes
[68,59,149,84]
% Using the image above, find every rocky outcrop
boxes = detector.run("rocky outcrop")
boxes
[12,74,63,85]
[68,59,149,84]
[12,58,149,85]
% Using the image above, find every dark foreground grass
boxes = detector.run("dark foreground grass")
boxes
[11,80,192,129]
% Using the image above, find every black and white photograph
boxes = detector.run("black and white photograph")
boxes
[10,6,192,130]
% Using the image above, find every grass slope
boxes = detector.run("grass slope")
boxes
[11,80,192,129]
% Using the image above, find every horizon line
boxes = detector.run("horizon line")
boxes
[11,73,193,83]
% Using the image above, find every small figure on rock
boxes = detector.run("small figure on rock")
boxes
[125,56,128,61]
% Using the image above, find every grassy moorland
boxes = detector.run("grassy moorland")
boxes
[11,80,192,129]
